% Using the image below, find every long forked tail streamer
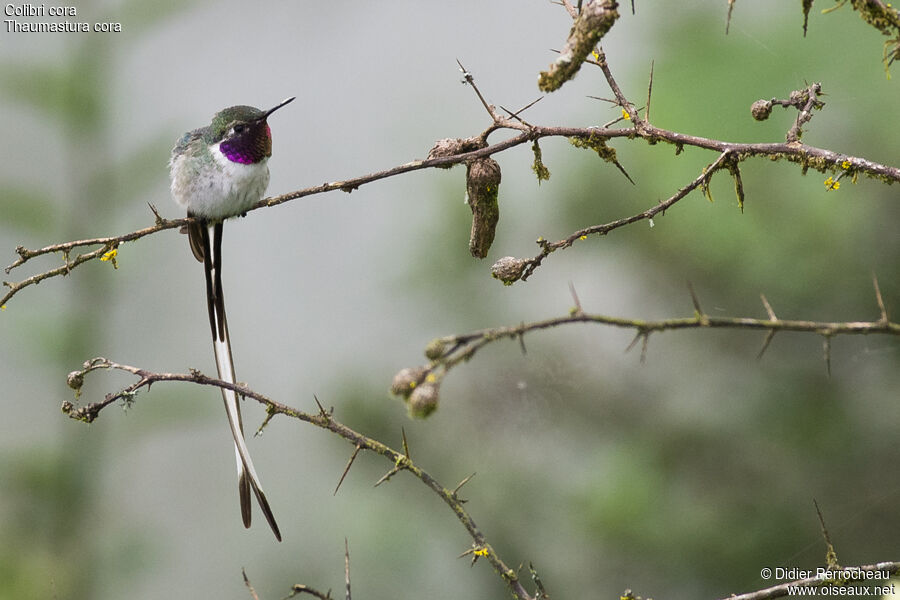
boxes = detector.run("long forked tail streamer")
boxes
[193,222,282,542]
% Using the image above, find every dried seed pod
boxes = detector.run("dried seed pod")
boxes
[491,256,527,285]
[67,370,84,391]
[408,382,439,418]
[390,366,428,398]
[750,99,773,121]
[424,338,447,361]
[466,157,501,259]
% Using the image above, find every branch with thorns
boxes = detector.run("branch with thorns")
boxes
[62,358,538,600]
[389,276,897,413]
[4,50,899,304]
[62,353,900,600]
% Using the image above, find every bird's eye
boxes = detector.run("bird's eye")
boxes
[233,124,246,134]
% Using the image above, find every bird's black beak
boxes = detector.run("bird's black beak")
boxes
[261,96,296,120]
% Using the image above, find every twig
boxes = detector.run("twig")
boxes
[5,110,899,305]
[519,151,733,281]
[416,290,899,380]
[457,59,498,122]
[813,499,840,569]
[288,584,333,600]
[783,83,824,143]
[591,47,637,120]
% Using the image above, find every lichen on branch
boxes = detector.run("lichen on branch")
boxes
[538,0,620,92]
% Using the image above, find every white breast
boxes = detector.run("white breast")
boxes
[170,143,270,221]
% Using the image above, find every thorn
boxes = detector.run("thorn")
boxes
[499,105,525,126]
[401,427,411,458]
[456,59,495,120]
[601,106,644,128]
[613,160,636,185]
[822,335,832,378]
[624,330,644,354]
[458,545,486,565]
[452,472,476,497]
[757,330,776,360]
[872,274,888,323]
[374,465,401,488]
[645,60,654,123]
[687,281,706,320]
[517,324,528,355]
[760,293,777,321]
[456,58,471,82]
[255,407,276,437]
[730,159,745,213]
[814,499,840,568]
[514,95,544,115]
[334,443,363,496]
[568,281,584,316]
[587,95,619,105]
[147,203,164,225]
[314,394,330,418]
[640,332,649,364]
[373,432,411,487]
[500,96,544,125]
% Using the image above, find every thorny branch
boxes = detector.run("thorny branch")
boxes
[63,355,900,600]
[63,358,536,600]
[492,150,734,284]
[3,60,899,304]
[390,277,898,409]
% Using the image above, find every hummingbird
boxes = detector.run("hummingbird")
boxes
[169,96,295,542]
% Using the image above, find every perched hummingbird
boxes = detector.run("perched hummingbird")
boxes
[169,96,295,542]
